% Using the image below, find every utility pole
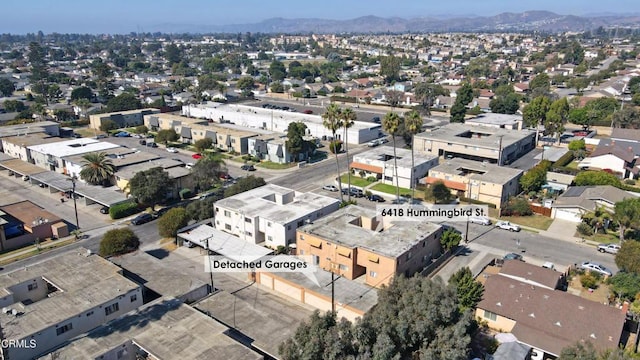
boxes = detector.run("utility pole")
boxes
[205,237,214,293]
[67,176,79,231]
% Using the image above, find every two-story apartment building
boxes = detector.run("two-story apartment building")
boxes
[89,108,160,130]
[213,184,340,248]
[1,133,64,163]
[26,138,120,174]
[0,248,142,360]
[351,146,439,189]
[413,123,535,165]
[422,158,523,209]
[296,205,443,288]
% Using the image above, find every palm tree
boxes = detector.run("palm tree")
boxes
[341,107,357,202]
[79,152,116,186]
[404,110,423,201]
[322,103,344,202]
[382,112,402,202]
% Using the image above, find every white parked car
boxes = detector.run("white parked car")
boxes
[580,261,613,276]
[597,244,620,254]
[469,216,491,225]
[166,147,178,153]
[495,221,521,232]
[322,185,338,192]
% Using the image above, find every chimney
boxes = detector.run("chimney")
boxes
[622,301,630,314]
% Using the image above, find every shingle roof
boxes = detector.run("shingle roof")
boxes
[478,276,626,356]
[590,144,636,163]
[552,185,637,211]
[499,260,563,290]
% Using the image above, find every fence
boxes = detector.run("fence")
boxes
[530,204,552,217]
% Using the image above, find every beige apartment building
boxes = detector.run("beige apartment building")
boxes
[296,205,442,288]
[89,108,160,130]
[422,158,523,209]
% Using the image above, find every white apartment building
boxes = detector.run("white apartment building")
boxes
[214,184,340,248]
[26,138,120,174]
[0,248,143,360]
[351,146,439,189]
[182,103,382,145]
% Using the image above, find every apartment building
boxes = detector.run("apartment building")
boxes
[0,248,142,360]
[351,146,439,189]
[214,184,340,248]
[26,138,119,174]
[296,205,442,288]
[414,123,535,165]
[422,158,523,209]
[89,108,160,130]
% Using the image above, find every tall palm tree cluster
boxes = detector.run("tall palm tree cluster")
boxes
[322,104,425,204]
[79,152,116,186]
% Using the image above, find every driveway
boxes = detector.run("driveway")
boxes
[540,218,583,243]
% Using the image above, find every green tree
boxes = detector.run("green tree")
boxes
[341,107,357,202]
[193,138,213,153]
[286,122,314,162]
[382,111,403,202]
[441,229,462,251]
[236,76,255,97]
[155,129,179,145]
[413,82,448,116]
[99,119,118,132]
[519,166,547,193]
[612,107,640,129]
[448,267,484,311]
[558,342,598,360]
[79,152,115,186]
[0,78,15,97]
[489,93,520,114]
[322,104,344,202]
[523,96,552,144]
[158,207,189,238]
[613,198,640,242]
[450,82,473,123]
[380,55,401,84]
[70,86,93,101]
[224,176,266,197]
[74,98,92,120]
[106,93,141,112]
[128,167,174,210]
[404,110,423,200]
[28,42,49,99]
[163,44,182,65]
[546,97,570,143]
[426,180,453,204]
[185,197,218,221]
[99,228,140,257]
[134,125,148,134]
[529,73,551,97]
[269,60,287,81]
[568,139,586,151]
[2,100,25,112]
[465,57,492,79]
[574,171,621,187]
[608,272,640,301]
[569,77,590,93]
[190,154,226,192]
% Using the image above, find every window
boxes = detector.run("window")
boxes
[27,283,38,291]
[225,224,232,231]
[105,302,120,316]
[130,294,137,303]
[370,271,377,278]
[244,231,252,236]
[267,236,273,242]
[339,264,348,271]
[86,311,94,317]
[312,255,319,265]
[299,250,304,255]
[483,310,497,321]
[267,222,272,227]
[287,225,291,230]
[245,217,252,223]
[224,210,231,217]
[56,322,73,336]
[406,252,413,260]
[299,235,304,240]
[297,220,304,227]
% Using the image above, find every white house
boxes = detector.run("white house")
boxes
[351,146,439,189]
[0,248,142,360]
[551,185,639,222]
[248,136,291,164]
[214,184,340,248]
[578,142,639,179]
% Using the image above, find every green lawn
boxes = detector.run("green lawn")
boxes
[257,161,297,169]
[498,215,553,231]
[566,161,580,169]
[340,174,373,188]
[370,183,413,196]
[574,231,619,244]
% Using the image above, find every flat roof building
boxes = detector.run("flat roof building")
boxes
[422,158,523,209]
[0,248,142,360]
[214,184,340,248]
[89,108,160,130]
[27,138,120,174]
[296,205,443,288]
[465,113,523,130]
[351,146,439,189]
[414,123,536,165]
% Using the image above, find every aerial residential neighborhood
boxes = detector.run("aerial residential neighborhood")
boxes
[1,2,640,359]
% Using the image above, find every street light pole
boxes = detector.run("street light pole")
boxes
[68,176,79,231]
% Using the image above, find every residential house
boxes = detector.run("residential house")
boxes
[421,158,523,209]
[173,91,194,103]
[578,142,639,179]
[114,158,192,198]
[0,248,143,360]
[545,171,575,192]
[551,185,639,222]
[248,135,297,164]
[214,184,340,248]
[476,275,626,360]
[296,205,443,288]
[351,146,439,189]
[0,201,68,251]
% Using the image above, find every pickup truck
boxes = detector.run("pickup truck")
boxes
[597,243,620,254]
[495,221,521,232]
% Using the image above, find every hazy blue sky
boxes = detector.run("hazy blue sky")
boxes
[2,0,639,34]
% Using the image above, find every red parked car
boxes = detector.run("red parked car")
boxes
[192,153,202,159]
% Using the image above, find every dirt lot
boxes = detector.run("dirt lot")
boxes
[568,273,612,304]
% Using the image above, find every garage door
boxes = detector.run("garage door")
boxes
[554,208,582,222]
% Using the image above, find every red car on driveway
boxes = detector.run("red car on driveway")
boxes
[192,153,202,159]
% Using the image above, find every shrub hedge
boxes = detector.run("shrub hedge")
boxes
[109,201,141,219]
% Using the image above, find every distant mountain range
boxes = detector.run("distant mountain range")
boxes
[152,11,640,34]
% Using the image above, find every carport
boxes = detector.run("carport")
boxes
[0,158,48,180]
[30,172,129,207]
[177,223,272,262]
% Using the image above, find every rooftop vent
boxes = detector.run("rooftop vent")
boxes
[529,313,535,318]
[590,333,597,339]
[555,321,562,327]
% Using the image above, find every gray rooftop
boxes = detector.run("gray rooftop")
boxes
[552,185,639,211]
[298,205,441,258]
[27,138,120,158]
[415,123,535,149]
[178,224,273,262]
[0,248,140,339]
[64,147,160,169]
[1,133,64,147]
[354,145,437,168]
[427,158,523,185]
[215,184,340,224]
[30,172,128,206]
[115,158,185,180]
[465,113,522,126]
[0,121,59,138]
[46,298,262,360]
